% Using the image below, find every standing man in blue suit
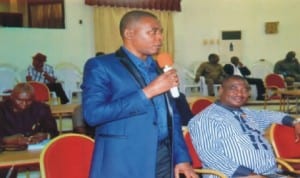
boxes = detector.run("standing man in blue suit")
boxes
[82,10,198,178]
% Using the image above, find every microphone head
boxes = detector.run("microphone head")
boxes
[157,52,173,68]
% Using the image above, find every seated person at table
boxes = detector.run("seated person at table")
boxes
[223,56,265,100]
[188,75,300,177]
[274,51,300,87]
[194,53,227,96]
[0,83,58,178]
[26,52,69,104]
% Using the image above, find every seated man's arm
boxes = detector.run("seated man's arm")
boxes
[2,134,29,146]
[273,62,286,76]
[2,133,49,145]
[240,66,251,76]
[43,72,56,83]
[37,103,59,138]
[194,63,205,83]
[44,65,57,83]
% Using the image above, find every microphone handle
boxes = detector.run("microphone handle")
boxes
[163,66,180,98]
[170,86,180,98]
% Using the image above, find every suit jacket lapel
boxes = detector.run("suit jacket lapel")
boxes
[115,47,173,132]
[116,47,146,88]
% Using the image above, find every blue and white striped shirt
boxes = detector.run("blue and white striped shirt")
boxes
[27,64,56,84]
[188,102,294,178]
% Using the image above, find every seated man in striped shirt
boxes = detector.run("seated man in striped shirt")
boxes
[26,52,69,104]
[188,75,300,178]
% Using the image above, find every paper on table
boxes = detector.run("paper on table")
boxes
[28,139,50,150]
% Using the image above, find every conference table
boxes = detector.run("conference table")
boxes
[0,149,41,178]
[278,89,300,114]
[0,149,41,168]
[0,104,79,177]
[50,103,80,134]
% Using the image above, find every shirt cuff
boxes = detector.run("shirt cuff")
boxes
[282,115,295,127]
[138,89,148,101]
[232,165,253,177]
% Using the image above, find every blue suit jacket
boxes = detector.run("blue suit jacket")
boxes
[82,48,191,178]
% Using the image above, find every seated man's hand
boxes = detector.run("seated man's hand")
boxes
[43,72,56,83]
[2,134,29,146]
[26,75,32,81]
[29,132,48,144]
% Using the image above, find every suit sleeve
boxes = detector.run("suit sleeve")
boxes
[38,103,59,138]
[172,97,192,164]
[223,64,234,75]
[239,66,251,76]
[81,58,152,127]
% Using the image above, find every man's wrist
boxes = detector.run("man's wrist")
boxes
[293,118,300,126]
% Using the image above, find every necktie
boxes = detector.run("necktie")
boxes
[233,110,268,150]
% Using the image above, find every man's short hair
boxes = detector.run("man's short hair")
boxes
[119,10,157,38]
[230,56,239,63]
[286,51,296,59]
[221,75,251,91]
[11,83,35,98]
[208,53,218,61]
[33,52,47,62]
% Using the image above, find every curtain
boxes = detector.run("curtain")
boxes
[85,0,181,12]
[28,2,64,28]
[94,7,175,57]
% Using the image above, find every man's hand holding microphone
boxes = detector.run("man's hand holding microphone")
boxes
[143,52,180,99]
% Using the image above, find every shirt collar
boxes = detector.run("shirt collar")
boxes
[215,100,243,113]
[121,46,156,70]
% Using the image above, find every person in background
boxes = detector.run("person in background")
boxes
[175,92,194,126]
[194,53,227,96]
[72,105,94,137]
[0,83,58,178]
[82,10,197,178]
[274,51,300,87]
[95,51,105,56]
[188,75,300,177]
[223,56,265,100]
[26,52,69,104]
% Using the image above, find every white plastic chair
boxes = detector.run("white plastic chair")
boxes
[55,63,82,103]
[250,59,274,79]
[19,68,28,82]
[175,63,208,96]
[0,64,20,93]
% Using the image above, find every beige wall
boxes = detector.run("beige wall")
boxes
[0,0,95,79]
[1,0,300,79]
[174,0,300,71]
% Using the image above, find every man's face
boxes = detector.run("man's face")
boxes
[231,58,239,65]
[125,16,163,59]
[219,78,250,108]
[210,56,219,64]
[32,58,44,71]
[11,91,34,112]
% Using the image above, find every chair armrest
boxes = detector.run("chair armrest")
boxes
[276,158,295,172]
[279,158,300,163]
[194,168,227,178]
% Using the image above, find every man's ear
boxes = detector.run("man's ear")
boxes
[124,29,133,40]
[218,86,223,96]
